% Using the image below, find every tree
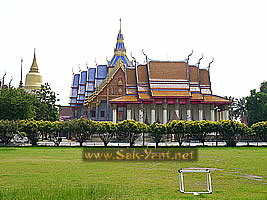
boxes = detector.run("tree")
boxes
[260,81,267,93]
[251,121,267,142]
[34,83,61,121]
[246,85,267,126]
[234,97,247,123]
[67,118,94,146]
[226,96,247,121]
[19,120,40,145]
[50,121,63,146]
[187,121,203,145]
[96,121,116,147]
[0,83,61,122]
[0,87,37,120]
[117,120,147,147]
[149,122,166,148]
[0,120,19,144]
[217,120,250,147]
[38,120,52,141]
[167,120,188,146]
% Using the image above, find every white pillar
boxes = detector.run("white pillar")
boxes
[163,104,168,124]
[151,109,156,124]
[186,110,191,121]
[211,109,215,122]
[127,109,131,120]
[186,104,191,121]
[209,104,215,122]
[199,109,203,121]
[225,110,229,120]
[175,103,180,120]
[216,109,219,121]
[112,108,117,123]
[139,105,144,123]
[198,104,203,121]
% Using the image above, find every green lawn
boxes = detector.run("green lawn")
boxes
[0,147,266,199]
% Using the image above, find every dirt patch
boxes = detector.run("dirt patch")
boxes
[241,174,264,181]
[183,167,223,171]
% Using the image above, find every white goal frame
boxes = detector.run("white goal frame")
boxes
[178,169,212,195]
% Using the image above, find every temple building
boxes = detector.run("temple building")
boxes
[24,49,42,91]
[69,24,231,123]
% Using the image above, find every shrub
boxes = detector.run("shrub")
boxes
[149,123,166,147]
[251,121,267,142]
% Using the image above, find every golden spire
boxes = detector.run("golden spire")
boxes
[30,48,39,72]
[24,48,42,90]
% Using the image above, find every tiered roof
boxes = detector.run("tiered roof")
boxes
[70,21,230,107]
[110,60,231,105]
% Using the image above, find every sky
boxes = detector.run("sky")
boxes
[0,0,266,106]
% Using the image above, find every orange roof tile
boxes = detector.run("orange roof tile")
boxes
[191,93,203,100]
[203,95,231,103]
[139,93,151,99]
[149,61,187,80]
[137,65,148,84]
[151,90,190,97]
[126,68,136,86]
[200,69,210,85]
[189,65,198,82]
[110,95,139,103]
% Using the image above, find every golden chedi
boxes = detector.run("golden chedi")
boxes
[24,49,42,90]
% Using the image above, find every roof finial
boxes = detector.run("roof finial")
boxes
[208,58,214,69]
[94,58,97,66]
[142,49,148,63]
[130,52,136,67]
[187,50,193,62]
[197,54,204,66]
[2,72,6,88]
[9,76,13,88]
[119,18,121,33]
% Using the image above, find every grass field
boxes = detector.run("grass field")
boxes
[0,147,266,200]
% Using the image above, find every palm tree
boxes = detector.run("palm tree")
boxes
[234,97,247,124]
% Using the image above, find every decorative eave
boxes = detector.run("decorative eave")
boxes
[202,95,232,105]
[84,66,124,106]
[109,95,141,104]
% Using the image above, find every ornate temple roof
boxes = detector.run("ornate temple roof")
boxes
[70,21,231,107]
[107,21,133,68]
[110,60,231,105]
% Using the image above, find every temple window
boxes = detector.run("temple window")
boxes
[92,111,96,118]
[118,111,123,121]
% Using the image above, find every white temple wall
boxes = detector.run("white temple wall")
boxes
[191,104,198,121]
[168,104,175,121]
[203,104,211,120]
[144,104,151,123]
[180,105,186,120]
[156,105,163,123]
